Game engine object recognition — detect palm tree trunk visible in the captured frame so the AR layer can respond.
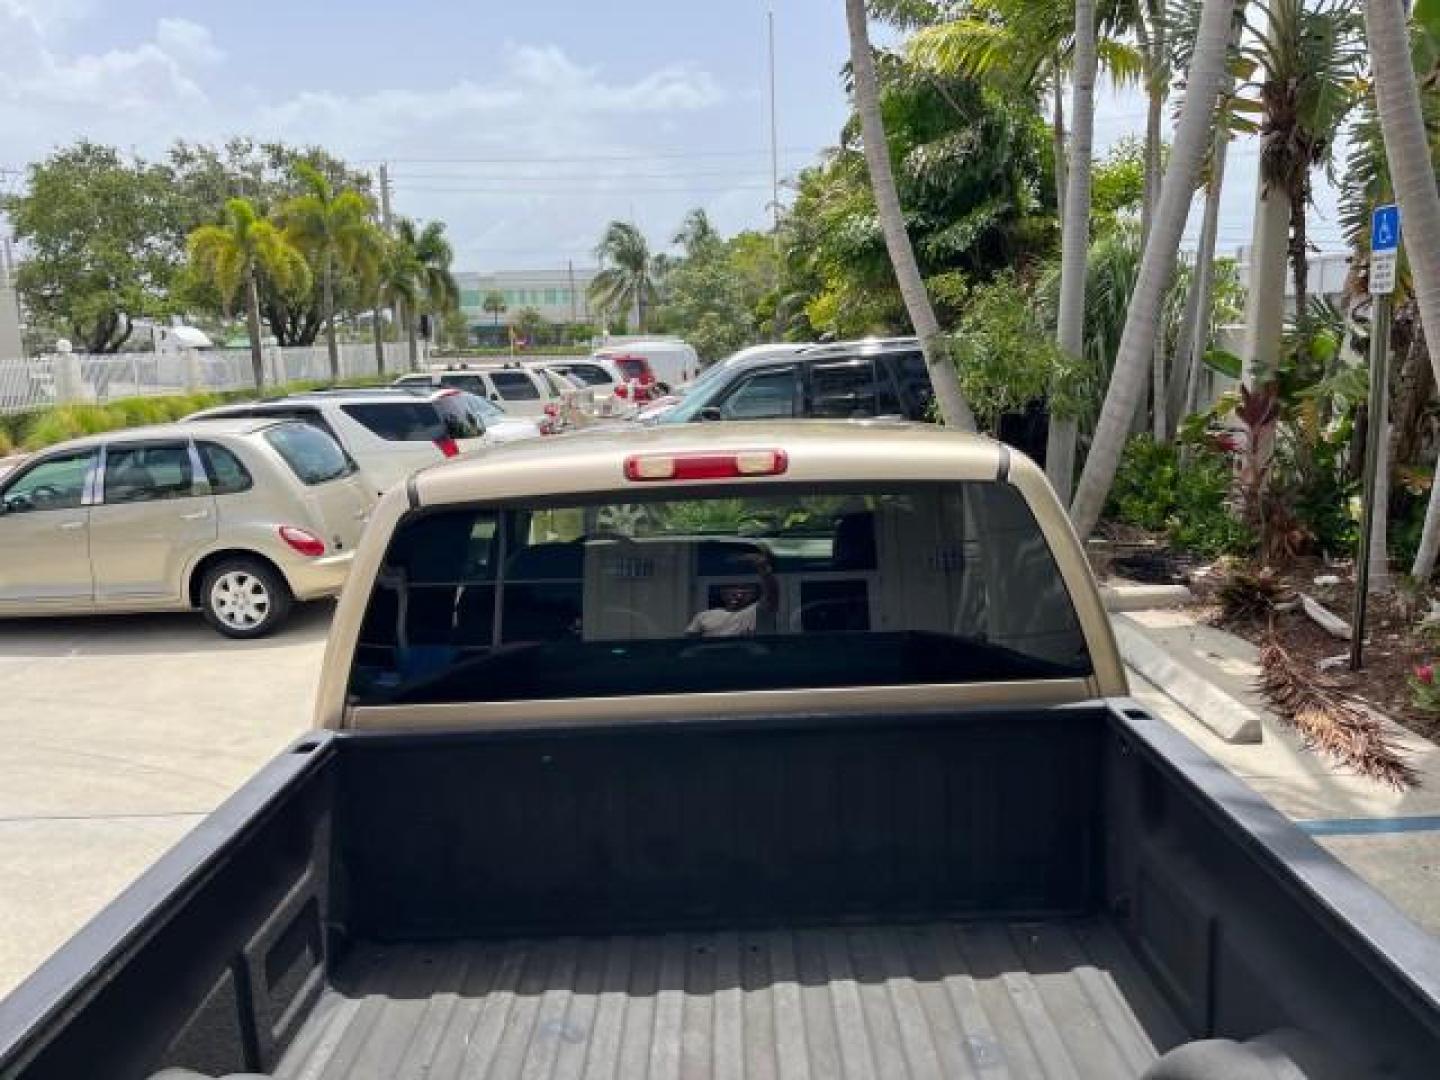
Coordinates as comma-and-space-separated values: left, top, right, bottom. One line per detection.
1044, 0, 1098, 502
245, 269, 266, 393
1289, 175, 1311, 358
374, 293, 387, 376
1071, 0, 1236, 538
1239, 181, 1290, 385
323, 249, 339, 382
845, 0, 976, 430
407, 305, 420, 371
1136, 16, 1164, 249
1052, 68, 1067, 222
1168, 112, 1234, 433
1365, 0, 1440, 581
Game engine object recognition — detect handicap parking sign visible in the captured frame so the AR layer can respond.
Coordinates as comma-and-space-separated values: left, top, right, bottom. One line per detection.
1371, 204, 1401, 294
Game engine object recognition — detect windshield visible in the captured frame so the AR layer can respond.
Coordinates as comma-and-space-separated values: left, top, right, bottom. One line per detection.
613, 356, 650, 380
348, 481, 1090, 707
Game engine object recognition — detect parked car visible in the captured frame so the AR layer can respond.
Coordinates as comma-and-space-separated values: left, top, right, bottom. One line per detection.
9, 425, 1440, 1078
594, 337, 699, 387
656, 337, 932, 425
394, 363, 567, 431
0, 419, 370, 637
544, 355, 651, 417
635, 342, 813, 422
188, 387, 506, 498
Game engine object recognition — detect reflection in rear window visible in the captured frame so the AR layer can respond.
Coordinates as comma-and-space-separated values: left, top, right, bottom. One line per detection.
348, 483, 1090, 706
265, 423, 351, 485
614, 357, 649, 380
341, 402, 446, 441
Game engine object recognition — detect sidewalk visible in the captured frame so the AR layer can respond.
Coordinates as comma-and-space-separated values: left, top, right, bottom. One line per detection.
1119, 604, 1440, 937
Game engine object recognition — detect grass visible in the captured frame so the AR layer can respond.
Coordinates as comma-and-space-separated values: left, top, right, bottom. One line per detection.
2, 375, 394, 453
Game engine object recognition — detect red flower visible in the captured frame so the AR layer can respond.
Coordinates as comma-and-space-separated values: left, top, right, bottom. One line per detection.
1415, 664, 1435, 685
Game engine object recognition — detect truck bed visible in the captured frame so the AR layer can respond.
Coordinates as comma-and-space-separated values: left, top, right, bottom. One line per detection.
277, 918, 1183, 1079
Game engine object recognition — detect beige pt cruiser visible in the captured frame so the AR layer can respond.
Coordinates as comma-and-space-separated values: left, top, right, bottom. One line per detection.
0, 418, 373, 637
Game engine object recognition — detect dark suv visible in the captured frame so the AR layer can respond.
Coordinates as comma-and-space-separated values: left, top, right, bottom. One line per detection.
656, 338, 934, 424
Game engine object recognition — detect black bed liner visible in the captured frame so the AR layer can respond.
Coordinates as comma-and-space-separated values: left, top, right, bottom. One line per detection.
277, 919, 1183, 1080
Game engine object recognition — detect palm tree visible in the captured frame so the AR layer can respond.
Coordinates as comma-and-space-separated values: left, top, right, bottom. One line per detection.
1044, 0, 1098, 502
411, 219, 460, 360
483, 290, 507, 328
1366, 0, 1440, 581
279, 164, 380, 380
589, 221, 661, 334
375, 229, 421, 376
1070, 0, 1237, 537
845, 0, 976, 430
1238, 0, 1364, 384
187, 197, 310, 391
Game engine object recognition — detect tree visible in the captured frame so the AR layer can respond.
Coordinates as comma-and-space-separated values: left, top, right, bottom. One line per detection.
846, 0, 976, 429
186, 198, 311, 390
1366, 0, 1440, 581
1070, 0, 1237, 537
513, 306, 545, 346
375, 230, 420, 376
482, 290, 507, 327
410, 220, 460, 361
278, 164, 380, 379
1044, 0, 1097, 500
168, 140, 374, 347
1238, 0, 1364, 385
5, 143, 181, 352
590, 221, 661, 333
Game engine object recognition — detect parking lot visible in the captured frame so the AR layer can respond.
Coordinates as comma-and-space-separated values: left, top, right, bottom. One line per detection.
0, 605, 329, 996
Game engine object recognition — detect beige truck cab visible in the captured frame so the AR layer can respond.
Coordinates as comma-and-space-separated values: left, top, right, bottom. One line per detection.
316, 422, 1126, 730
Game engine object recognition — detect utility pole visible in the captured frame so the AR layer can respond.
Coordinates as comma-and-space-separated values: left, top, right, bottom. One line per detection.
568, 259, 579, 340
767, 9, 780, 241
379, 163, 393, 233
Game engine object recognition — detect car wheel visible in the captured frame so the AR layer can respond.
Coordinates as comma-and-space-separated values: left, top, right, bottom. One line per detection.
200, 558, 292, 639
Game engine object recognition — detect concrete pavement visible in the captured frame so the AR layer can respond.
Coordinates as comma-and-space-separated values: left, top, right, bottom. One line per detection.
1124, 606, 1440, 936
0, 606, 327, 997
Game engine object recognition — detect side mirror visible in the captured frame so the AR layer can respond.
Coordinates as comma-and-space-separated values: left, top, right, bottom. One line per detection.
699, 406, 723, 422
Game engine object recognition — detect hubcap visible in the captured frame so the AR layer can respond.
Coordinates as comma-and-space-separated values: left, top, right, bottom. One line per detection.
210, 570, 270, 629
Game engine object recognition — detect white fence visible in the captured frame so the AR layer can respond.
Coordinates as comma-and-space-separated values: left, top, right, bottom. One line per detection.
0, 341, 420, 415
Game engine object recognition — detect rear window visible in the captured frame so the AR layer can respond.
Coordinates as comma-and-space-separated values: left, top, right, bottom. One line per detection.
348, 482, 1090, 706
265, 423, 352, 485
614, 356, 650, 380
561, 364, 613, 387
341, 402, 445, 441
197, 441, 253, 495
438, 374, 489, 397
434, 394, 484, 438
488, 371, 541, 401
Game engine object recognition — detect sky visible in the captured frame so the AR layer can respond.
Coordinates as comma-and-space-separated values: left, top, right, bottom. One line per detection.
0, 0, 1347, 275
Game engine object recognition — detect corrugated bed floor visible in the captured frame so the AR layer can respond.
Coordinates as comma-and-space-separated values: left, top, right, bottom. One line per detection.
275, 919, 1186, 1080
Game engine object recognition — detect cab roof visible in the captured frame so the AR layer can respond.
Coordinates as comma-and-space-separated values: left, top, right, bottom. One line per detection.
412, 420, 1014, 507
40, 417, 286, 452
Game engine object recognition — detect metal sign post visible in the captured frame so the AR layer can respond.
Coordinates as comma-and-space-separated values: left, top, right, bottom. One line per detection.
1351, 204, 1400, 671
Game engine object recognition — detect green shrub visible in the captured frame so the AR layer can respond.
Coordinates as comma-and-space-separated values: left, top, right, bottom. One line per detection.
0, 429, 13, 456
110, 397, 173, 427
1107, 435, 1255, 557
23, 403, 117, 449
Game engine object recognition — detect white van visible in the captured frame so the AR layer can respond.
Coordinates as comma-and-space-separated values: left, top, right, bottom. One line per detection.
594, 339, 700, 389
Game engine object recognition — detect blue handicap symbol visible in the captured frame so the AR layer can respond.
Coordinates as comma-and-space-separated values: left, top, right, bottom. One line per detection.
1372, 205, 1400, 251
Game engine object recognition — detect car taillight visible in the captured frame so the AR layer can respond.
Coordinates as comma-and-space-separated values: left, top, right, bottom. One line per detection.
435, 436, 460, 458
614, 382, 630, 399
624, 449, 789, 482
538, 416, 557, 435
543, 403, 559, 416
279, 526, 326, 557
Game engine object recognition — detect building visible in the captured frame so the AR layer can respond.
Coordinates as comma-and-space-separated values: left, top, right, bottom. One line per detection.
455, 268, 601, 341
0, 239, 22, 359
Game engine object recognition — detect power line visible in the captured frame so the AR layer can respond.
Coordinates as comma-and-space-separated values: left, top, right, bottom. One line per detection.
356, 146, 824, 165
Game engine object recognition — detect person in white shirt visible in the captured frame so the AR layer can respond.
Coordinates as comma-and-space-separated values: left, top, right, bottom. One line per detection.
685, 551, 778, 638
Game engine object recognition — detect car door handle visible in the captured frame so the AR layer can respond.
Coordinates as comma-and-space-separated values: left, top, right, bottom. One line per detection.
180, 509, 210, 521
58, 519, 85, 531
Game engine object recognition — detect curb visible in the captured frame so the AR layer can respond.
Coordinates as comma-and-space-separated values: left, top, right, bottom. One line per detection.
1101, 583, 1195, 612
1112, 614, 1263, 744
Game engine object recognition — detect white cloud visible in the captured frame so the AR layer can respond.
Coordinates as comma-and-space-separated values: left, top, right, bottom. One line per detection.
155, 18, 224, 67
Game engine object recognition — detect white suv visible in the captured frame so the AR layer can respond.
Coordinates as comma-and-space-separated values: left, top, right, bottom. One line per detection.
188, 388, 529, 497
395, 364, 569, 431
